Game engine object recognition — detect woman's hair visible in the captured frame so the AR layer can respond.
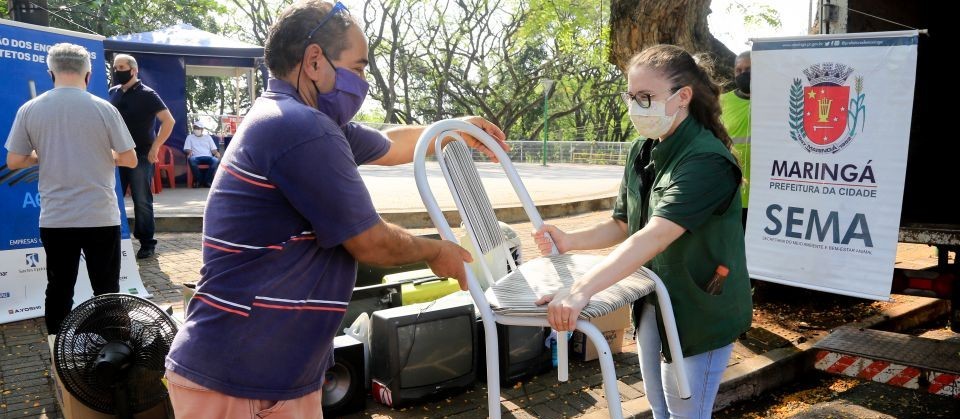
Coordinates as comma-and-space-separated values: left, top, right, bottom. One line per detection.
627, 45, 734, 154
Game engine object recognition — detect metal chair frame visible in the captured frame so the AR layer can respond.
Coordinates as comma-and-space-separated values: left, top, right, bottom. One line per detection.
412, 120, 690, 419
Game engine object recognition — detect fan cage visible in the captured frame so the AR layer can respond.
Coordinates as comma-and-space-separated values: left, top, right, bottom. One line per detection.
54, 294, 178, 414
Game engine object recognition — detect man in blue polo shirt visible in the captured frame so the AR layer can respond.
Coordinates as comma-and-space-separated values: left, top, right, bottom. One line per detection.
164, 1, 508, 416
109, 54, 176, 259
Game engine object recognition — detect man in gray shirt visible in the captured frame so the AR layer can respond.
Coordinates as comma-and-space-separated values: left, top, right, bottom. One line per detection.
4, 43, 138, 335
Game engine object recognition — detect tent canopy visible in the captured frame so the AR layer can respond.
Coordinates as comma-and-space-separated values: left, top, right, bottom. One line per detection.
104, 24, 265, 152
105, 23, 262, 58
105, 24, 263, 78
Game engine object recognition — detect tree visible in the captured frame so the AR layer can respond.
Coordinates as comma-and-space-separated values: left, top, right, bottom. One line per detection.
224, 0, 635, 142
361, 0, 417, 124
230, 0, 291, 45
516, 0, 630, 142
22, 0, 227, 37
609, 0, 735, 80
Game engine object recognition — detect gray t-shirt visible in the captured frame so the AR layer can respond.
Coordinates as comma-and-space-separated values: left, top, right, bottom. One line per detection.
5, 87, 136, 228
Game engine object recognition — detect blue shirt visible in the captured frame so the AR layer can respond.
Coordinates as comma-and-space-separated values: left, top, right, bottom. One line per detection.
165, 78, 390, 400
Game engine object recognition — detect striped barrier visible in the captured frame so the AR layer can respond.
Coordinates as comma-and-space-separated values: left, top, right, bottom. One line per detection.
813, 327, 960, 398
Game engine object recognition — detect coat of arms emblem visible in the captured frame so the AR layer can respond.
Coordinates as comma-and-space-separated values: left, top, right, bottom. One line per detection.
789, 63, 866, 153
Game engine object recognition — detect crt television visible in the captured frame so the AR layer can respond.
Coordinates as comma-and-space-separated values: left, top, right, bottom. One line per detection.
337, 282, 402, 336
478, 322, 552, 385
370, 300, 477, 407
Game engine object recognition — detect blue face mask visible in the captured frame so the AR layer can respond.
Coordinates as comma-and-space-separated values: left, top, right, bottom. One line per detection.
313, 54, 369, 126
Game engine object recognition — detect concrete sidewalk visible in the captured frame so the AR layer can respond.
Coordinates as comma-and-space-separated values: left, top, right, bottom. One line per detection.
0, 210, 948, 418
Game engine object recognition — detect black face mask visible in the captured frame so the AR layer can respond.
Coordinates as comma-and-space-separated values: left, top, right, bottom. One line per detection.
735, 71, 751, 95
113, 69, 133, 85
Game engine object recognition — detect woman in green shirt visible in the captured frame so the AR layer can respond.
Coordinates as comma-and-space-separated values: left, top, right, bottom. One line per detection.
535, 45, 752, 418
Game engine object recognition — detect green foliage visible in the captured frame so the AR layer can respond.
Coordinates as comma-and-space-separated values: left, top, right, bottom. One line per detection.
354, 106, 387, 124
41, 0, 227, 37
12, 0, 635, 141
517, 0, 609, 66
726, 1, 782, 30
360, 0, 631, 142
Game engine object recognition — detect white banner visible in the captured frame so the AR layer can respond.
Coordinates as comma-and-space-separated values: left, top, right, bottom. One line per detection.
746, 31, 918, 301
0, 241, 149, 323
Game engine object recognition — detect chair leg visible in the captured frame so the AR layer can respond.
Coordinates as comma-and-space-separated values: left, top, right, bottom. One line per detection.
575, 321, 624, 419
153, 166, 161, 193
558, 331, 569, 381
480, 317, 502, 419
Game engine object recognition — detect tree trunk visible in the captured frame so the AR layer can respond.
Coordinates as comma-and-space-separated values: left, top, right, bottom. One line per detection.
609, 0, 734, 81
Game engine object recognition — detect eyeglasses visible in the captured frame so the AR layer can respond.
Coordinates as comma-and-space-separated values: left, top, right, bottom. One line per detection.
620, 86, 682, 109
306, 1, 348, 41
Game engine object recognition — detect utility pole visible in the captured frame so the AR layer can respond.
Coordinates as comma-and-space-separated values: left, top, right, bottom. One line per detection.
11, 0, 49, 26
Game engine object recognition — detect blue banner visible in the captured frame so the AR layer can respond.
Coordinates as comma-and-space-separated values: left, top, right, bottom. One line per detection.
1, 20, 131, 252
1, 20, 148, 325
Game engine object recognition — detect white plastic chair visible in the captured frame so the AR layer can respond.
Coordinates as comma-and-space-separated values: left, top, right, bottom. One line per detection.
413, 119, 691, 419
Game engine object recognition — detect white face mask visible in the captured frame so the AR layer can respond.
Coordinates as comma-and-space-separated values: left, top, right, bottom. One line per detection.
628, 89, 682, 139
193, 129, 203, 136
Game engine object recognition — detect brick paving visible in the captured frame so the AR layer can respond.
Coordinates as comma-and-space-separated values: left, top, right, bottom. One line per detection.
0, 210, 943, 418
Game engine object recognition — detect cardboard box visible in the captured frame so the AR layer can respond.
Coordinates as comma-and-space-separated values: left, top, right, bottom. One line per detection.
182, 283, 196, 310
570, 305, 631, 361
49, 335, 113, 419
48, 336, 171, 418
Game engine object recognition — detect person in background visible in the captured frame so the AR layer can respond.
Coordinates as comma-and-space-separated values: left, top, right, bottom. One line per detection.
164, 2, 508, 417
534, 44, 752, 419
5, 43, 138, 335
720, 51, 751, 227
183, 121, 221, 188
109, 53, 176, 259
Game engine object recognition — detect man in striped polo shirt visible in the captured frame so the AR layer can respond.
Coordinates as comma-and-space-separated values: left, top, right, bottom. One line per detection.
164, 1, 507, 417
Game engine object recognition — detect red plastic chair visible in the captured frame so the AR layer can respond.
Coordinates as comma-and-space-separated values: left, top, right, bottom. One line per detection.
185, 160, 212, 188
154, 145, 176, 192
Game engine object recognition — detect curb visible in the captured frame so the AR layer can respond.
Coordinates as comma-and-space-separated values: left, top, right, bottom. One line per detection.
581, 295, 950, 419
137, 196, 617, 233
151, 215, 203, 233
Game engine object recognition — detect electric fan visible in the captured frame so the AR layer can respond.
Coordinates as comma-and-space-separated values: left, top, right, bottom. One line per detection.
53, 294, 178, 419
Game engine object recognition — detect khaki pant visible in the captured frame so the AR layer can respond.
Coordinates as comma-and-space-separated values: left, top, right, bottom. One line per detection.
166, 371, 323, 419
